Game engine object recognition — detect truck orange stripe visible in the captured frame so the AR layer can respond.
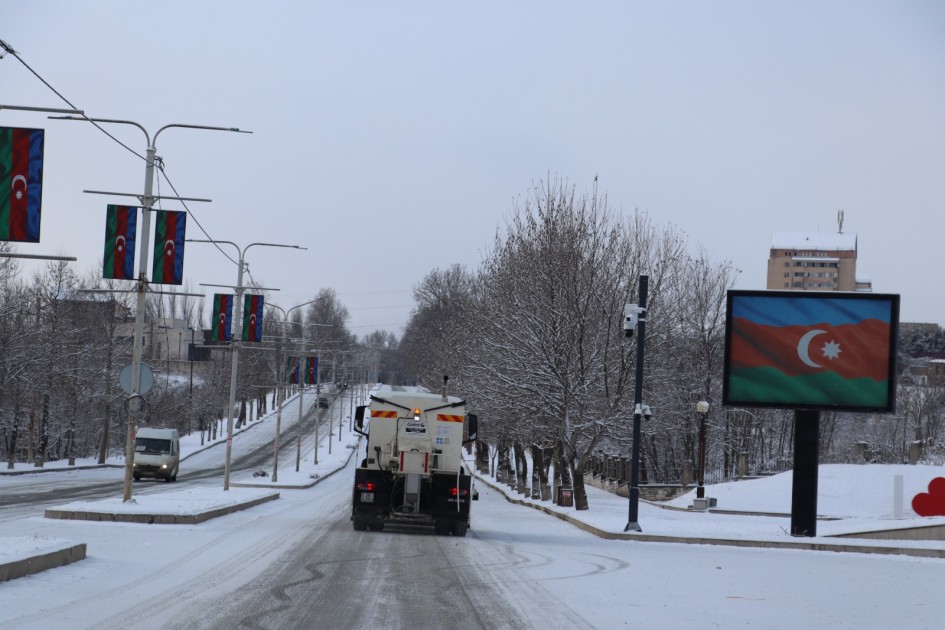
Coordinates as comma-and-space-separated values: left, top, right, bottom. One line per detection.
371, 410, 399, 418
437, 414, 464, 423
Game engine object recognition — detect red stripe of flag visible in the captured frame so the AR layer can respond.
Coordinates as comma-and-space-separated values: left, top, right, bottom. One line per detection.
161, 211, 175, 282
10, 129, 29, 241
730, 318, 890, 382
114, 207, 130, 277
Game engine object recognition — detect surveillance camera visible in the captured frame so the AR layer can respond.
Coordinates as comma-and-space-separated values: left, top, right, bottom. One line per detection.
624, 304, 643, 338
642, 404, 652, 421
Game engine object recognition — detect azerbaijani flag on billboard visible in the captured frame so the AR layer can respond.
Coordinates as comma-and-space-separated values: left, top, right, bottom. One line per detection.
242, 294, 264, 342
723, 291, 899, 412
212, 293, 233, 342
0, 126, 44, 242
151, 210, 186, 285
305, 356, 318, 385
103, 205, 137, 280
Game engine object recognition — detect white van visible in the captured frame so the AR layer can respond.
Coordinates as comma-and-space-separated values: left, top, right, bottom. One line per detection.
133, 427, 180, 482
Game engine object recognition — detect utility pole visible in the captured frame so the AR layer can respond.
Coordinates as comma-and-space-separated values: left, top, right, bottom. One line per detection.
266, 299, 318, 481
625, 275, 648, 532
45, 114, 249, 500
192, 240, 304, 490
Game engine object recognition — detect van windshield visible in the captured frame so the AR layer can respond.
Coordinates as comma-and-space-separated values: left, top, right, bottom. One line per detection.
135, 438, 171, 455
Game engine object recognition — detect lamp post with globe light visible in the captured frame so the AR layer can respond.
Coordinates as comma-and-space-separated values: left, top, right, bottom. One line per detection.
696, 400, 710, 500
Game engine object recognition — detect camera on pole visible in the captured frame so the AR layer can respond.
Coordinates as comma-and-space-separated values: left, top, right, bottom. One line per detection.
624, 303, 645, 338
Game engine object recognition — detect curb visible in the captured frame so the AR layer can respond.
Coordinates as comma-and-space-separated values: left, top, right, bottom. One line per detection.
232, 440, 361, 490
477, 475, 945, 559
0, 543, 87, 583
43, 492, 280, 525
0, 464, 123, 476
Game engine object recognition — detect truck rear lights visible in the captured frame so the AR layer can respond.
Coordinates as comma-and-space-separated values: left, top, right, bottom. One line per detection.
450, 487, 469, 497
357, 482, 376, 492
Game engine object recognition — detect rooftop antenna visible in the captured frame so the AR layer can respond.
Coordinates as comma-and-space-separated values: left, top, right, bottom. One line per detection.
442, 375, 449, 402
837, 209, 845, 233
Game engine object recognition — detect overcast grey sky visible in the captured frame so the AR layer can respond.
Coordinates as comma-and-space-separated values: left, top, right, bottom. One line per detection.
3, 1, 943, 334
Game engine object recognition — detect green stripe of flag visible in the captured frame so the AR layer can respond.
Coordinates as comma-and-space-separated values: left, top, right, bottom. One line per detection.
728, 367, 888, 408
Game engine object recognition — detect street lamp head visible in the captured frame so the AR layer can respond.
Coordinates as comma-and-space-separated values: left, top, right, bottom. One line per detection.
696, 400, 710, 414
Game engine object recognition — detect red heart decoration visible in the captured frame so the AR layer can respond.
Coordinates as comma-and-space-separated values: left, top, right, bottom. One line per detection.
912, 477, 945, 517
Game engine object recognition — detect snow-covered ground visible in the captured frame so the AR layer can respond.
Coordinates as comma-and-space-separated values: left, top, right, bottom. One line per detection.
3, 388, 945, 628
1, 385, 363, 566
484, 466, 945, 547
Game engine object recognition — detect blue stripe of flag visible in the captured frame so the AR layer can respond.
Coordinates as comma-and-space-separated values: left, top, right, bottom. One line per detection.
730, 294, 893, 327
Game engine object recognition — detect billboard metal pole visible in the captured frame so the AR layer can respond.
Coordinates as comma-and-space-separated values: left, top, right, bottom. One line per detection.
791, 409, 820, 536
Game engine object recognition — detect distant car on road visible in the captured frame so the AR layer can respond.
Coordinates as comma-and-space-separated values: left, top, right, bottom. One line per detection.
318, 396, 330, 408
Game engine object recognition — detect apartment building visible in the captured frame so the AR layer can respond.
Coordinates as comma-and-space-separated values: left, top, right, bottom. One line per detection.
766, 231, 872, 292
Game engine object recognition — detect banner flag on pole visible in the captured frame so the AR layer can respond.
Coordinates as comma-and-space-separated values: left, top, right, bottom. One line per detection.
287, 355, 301, 385
102, 204, 137, 280
150, 210, 186, 285
242, 294, 264, 342
212, 293, 233, 342
0, 126, 45, 242
306, 355, 319, 385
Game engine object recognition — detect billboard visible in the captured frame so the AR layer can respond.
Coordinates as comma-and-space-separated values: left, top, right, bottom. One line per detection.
723, 290, 899, 412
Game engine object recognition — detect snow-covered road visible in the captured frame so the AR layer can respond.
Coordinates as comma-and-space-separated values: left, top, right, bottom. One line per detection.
5, 455, 945, 629
4, 387, 945, 629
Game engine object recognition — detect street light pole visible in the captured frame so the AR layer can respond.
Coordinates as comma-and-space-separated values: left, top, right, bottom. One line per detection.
625, 275, 648, 532
266, 300, 318, 481
46, 115, 249, 501
696, 400, 710, 500
189, 240, 304, 490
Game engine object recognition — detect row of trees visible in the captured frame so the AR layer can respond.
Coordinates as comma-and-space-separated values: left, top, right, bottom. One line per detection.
400, 178, 945, 510
0, 245, 398, 469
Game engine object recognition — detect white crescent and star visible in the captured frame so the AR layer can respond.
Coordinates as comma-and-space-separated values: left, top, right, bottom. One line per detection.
11, 174, 27, 200
115, 235, 126, 253
165, 239, 176, 257
797, 330, 825, 368
797, 329, 843, 368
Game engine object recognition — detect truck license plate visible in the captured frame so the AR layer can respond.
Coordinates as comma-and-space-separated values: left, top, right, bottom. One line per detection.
360, 492, 374, 503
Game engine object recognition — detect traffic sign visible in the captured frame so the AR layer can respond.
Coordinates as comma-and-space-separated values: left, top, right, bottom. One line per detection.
119, 363, 154, 395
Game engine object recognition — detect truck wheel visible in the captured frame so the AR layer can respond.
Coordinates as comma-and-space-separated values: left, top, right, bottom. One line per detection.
451, 521, 468, 537
133, 475, 140, 482
368, 523, 385, 532
434, 520, 450, 535
353, 519, 368, 531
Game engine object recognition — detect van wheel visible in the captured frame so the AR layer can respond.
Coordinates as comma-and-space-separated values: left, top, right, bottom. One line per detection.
434, 520, 450, 535
451, 521, 468, 537
133, 475, 141, 482
353, 519, 367, 531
